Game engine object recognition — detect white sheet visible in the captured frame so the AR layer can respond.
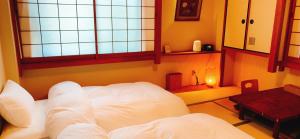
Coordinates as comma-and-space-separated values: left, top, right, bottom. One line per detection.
83, 82, 190, 132
0, 100, 48, 139
109, 113, 254, 139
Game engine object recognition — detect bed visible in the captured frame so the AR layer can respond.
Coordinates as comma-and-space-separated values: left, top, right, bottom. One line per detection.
0, 81, 253, 139
0, 100, 48, 139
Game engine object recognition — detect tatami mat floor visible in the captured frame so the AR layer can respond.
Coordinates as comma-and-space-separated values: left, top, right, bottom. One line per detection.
187, 99, 283, 139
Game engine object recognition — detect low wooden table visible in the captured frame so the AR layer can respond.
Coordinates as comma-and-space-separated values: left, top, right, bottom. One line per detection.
229, 88, 300, 139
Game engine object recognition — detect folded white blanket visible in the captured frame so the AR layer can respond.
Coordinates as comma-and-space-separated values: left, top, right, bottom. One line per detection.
109, 113, 254, 139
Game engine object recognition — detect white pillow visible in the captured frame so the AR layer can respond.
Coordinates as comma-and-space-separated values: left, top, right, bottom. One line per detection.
0, 80, 35, 127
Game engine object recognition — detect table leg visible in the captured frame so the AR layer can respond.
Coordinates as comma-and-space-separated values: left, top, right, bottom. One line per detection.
239, 106, 245, 120
273, 119, 280, 139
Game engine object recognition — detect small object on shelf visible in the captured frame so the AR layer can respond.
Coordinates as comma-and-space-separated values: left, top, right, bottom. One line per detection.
202, 44, 215, 51
166, 73, 182, 91
164, 45, 172, 54
193, 40, 202, 52
192, 70, 199, 85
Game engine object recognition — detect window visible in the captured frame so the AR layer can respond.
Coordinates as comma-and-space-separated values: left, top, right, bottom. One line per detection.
12, 0, 161, 69
281, 0, 300, 70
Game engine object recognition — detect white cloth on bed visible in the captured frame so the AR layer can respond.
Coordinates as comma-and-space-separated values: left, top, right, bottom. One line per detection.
0, 100, 48, 139
109, 113, 254, 139
57, 123, 108, 139
46, 82, 95, 139
83, 82, 190, 132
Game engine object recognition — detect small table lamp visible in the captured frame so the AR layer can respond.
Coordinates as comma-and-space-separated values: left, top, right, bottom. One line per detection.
205, 67, 217, 87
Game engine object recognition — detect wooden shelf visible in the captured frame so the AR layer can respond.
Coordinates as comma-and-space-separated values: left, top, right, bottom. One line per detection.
162, 51, 221, 56
168, 84, 214, 93
223, 47, 269, 58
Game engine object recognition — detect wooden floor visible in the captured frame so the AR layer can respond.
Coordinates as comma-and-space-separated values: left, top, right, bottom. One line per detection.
188, 100, 284, 139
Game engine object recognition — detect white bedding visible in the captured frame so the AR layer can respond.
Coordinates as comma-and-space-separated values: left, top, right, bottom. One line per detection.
83, 82, 190, 132
109, 113, 254, 139
46, 82, 95, 139
0, 82, 253, 139
0, 100, 48, 139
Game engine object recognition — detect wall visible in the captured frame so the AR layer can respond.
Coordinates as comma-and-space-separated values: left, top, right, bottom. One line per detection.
16, 0, 224, 99
22, 54, 220, 99
0, 40, 6, 90
162, 0, 222, 51
0, 0, 20, 83
230, 53, 300, 90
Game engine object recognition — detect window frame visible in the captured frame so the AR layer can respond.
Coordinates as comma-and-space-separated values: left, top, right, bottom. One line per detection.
10, 0, 162, 71
281, 0, 300, 70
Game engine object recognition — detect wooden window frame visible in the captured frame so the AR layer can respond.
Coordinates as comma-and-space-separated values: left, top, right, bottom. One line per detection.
280, 0, 300, 70
9, 0, 162, 73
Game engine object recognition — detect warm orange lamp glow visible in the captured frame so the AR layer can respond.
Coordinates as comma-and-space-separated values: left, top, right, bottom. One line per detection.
205, 77, 217, 87
205, 67, 217, 87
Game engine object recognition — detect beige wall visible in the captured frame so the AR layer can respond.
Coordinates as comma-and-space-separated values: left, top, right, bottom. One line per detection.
162, 0, 223, 51
0, 0, 20, 83
0, 40, 6, 91
22, 54, 220, 99
230, 53, 300, 90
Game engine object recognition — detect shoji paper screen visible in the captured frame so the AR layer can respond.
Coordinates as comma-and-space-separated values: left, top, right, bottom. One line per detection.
289, 0, 300, 58
18, 0, 96, 57
17, 0, 155, 57
96, 0, 155, 54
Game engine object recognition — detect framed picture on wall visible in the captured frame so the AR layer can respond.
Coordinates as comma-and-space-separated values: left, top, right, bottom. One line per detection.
175, 0, 203, 21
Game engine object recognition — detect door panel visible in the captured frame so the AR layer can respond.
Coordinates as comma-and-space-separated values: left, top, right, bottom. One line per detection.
291, 33, 300, 45
224, 0, 249, 49
246, 0, 277, 53
288, 45, 300, 58
295, 7, 300, 19
297, 0, 300, 6
293, 20, 300, 32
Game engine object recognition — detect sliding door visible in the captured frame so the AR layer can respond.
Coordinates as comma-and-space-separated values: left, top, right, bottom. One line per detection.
224, 0, 249, 49
245, 0, 277, 53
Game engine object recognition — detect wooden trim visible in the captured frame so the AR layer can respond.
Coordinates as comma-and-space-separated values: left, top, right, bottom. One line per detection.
268, 0, 287, 72
243, 0, 252, 50
93, 0, 99, 59
162, 51, 221, 56
9, 0, 23, 76
21, 52, 155, 69
220, 0, 229, 87
22, 52, 154, 63
223, 47, 269, 57
154, 0, 162, 64
280, 0, 297, 71
286, 57, 300, 69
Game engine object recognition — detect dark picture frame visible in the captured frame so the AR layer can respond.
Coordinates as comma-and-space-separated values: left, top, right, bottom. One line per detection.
175, 0, 203, 21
